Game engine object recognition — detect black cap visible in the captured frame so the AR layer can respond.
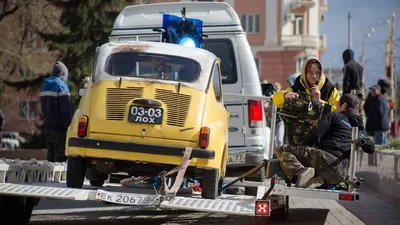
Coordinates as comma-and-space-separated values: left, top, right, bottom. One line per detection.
340, 94, 360, 115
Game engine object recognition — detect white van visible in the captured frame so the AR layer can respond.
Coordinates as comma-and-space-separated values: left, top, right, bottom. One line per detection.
108, 2, 270, 183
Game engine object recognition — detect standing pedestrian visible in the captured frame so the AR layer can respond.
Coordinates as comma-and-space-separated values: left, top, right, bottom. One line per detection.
40, 61, 72, 162
364, 84, 390, 145
342, 49, 363, 95
342, 49, 364, 118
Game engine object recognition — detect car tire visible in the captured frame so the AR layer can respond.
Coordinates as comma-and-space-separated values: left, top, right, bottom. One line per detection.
66, 157, 87, 188
86, 167, 108, 187
90, 179, 105, 187
0, 196, 38, 225
201, 169, 219, 199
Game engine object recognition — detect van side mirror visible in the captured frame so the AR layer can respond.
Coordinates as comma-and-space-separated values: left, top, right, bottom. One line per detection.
79, 88, 86, 96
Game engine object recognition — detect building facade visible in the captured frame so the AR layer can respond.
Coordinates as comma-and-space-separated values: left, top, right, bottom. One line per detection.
1, 0, 328, 136
223, 0, 328, 88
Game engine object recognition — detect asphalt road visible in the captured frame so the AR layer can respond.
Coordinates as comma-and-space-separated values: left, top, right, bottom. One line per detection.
31, 199, 328, 225
29, 184, 400, 225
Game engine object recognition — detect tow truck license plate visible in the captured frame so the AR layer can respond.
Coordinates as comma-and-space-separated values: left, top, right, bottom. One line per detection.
96, 190, 160, 206
227, 153, 246, 164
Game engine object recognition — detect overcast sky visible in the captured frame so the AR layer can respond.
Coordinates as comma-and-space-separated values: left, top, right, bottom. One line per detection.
320, 0, 400, 88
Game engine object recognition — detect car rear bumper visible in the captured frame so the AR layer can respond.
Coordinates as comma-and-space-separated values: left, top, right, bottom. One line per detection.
226, 146, 267, 167
68, 137, 215, 159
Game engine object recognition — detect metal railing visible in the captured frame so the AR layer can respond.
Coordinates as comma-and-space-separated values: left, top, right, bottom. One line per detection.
281, 35, 320, 48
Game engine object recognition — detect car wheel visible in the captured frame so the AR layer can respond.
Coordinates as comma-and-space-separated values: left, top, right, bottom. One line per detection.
66, 157, 87, 188
201, 169, 219, 199
90, 179, 105, 187
0, 196, 38, 225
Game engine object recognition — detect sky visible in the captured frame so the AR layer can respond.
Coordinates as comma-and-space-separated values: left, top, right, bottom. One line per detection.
320, 0, 400, 88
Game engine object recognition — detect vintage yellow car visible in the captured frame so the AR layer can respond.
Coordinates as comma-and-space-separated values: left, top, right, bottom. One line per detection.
65, 41, 229, 199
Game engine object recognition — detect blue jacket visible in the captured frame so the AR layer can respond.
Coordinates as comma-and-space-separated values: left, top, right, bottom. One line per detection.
40, 77, 72, 131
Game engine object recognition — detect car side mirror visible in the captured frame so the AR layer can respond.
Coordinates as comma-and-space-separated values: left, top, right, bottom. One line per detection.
79, 88, 86, 96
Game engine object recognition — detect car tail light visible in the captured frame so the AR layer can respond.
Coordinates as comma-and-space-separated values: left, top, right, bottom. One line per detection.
255, 200, 270, 216
199, 127, 210, 149
248, 100, 263, 128
78, 116, 88, 138
339, 193, 356, 201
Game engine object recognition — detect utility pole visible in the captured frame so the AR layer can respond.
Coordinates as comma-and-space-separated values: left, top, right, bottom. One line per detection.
361, 37, 365, 95
386, 13, 395, 121
348, 12, 352, 49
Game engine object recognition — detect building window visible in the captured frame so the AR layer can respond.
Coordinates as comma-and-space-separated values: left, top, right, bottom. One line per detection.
293, 14, 304, 35
255, 58, 261, 74
240, 14, 260, 34
19, 101, 37, 120
296, 56, 306, 73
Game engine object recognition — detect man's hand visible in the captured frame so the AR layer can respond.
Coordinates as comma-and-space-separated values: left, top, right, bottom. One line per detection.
284, 92, 299, 99
310, 86, 322, 102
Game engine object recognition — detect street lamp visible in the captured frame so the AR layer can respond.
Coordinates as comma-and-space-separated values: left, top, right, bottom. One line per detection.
361, 27, 375, 91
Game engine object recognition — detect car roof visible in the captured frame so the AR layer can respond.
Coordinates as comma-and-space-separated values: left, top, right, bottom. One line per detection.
113, 2, 240, 30
104, 41, 218, 64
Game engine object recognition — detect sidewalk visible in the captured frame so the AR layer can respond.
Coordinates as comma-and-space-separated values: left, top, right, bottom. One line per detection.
339, 185, 400, 225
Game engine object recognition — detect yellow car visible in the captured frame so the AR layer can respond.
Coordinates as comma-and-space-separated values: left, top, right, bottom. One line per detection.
65, 41, 229, 199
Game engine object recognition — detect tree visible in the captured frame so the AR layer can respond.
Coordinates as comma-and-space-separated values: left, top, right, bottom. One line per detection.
39, 0, 136, 108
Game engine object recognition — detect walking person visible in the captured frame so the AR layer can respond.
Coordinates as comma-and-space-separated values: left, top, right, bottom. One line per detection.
40, 61, 72, 162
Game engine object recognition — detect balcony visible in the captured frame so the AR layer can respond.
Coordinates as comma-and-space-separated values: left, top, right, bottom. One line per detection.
281, 35, 320, 49
320, 34, 327, 54
319, 0, 328, 14
289, 0, 316, 10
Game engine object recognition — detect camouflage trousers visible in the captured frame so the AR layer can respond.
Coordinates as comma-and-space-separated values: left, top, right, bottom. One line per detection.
45, 129, 67, 163
277, 145, 349, 185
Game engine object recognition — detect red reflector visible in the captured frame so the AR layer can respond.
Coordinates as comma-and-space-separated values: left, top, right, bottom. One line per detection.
199, 127, 210, 149
339, 194, 354, 201
78, 116, 88, 138
255, 200, 270, 216
248, 100, 263, 128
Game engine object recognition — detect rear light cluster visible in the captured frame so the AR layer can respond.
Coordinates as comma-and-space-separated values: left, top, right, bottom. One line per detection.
255, 200, 271, 216
339, 193, 357, 201
248, 100, 263, 128
199, 127, 210, 149
77, 116, 88, 138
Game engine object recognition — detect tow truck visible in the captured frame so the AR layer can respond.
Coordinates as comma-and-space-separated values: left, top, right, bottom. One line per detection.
0, 95, 362, 225
0, 3, 362, 224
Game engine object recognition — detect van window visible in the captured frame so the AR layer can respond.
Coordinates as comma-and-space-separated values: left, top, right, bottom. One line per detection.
105, 52, 200, 83
202, 39, 237, 84
213, 63, 222, 102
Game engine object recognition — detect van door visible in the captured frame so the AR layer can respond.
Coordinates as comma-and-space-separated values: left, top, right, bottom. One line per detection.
202, 37, 245, 148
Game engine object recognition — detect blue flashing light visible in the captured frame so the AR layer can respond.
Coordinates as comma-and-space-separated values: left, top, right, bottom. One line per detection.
178, 37, 196, 48
162, 12, 203, 48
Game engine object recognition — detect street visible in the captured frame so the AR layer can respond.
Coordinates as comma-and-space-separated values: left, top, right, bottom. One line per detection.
29, 185, 400, 225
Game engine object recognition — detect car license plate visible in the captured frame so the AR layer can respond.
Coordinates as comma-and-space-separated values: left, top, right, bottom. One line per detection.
128, 105, 163, 124
227, 153, 246, 165
96, 190, 160, 206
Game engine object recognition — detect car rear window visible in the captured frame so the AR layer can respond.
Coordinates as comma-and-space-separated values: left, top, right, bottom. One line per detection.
105, 52, 200, 83
202, 39, 237, 84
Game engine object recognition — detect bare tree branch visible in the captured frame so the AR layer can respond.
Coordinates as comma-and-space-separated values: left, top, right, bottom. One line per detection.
0, 0, 19, 21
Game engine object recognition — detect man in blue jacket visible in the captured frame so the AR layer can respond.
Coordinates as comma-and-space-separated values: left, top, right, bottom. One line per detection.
40, 61, 72, 162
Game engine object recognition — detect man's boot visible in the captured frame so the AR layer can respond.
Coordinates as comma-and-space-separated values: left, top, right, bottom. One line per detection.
302, 176, 324, 189
294, 167, 315, 187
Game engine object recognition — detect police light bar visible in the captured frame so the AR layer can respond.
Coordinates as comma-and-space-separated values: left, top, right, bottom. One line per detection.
161, 7, 203, 48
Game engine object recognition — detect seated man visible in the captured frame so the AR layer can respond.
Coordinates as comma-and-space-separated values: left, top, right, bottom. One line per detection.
277, 94, 375, 188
